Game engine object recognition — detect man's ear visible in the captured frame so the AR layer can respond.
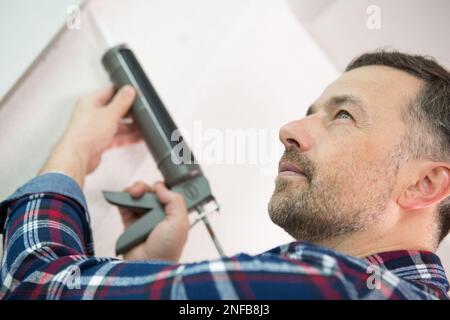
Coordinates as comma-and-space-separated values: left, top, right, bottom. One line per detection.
399, 162, 450, 210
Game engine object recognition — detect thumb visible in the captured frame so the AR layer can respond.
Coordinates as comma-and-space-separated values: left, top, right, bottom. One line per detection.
108, 85, 136, 120
153, 182, 188, 219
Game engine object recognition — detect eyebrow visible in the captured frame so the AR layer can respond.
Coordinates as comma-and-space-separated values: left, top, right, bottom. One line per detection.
306, 95, 367, 118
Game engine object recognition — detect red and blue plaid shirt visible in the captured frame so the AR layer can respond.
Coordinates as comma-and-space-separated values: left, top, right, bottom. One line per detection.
0, 173, 448, 299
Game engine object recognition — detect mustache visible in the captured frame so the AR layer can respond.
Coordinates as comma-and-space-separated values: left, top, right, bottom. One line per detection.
279, 148, 315, 180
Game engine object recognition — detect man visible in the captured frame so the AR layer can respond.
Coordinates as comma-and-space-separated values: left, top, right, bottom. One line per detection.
0, 50, 449, 299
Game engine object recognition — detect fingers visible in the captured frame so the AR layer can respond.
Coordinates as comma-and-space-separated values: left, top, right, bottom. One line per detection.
110, 132, 143, 148
119, 209, 140, 228
118, 181, 152, 228
82, 86, 115, 106
116, 122, 139, 135
125, 181, 153, 198
114, 123, 143, 144
107, 85, 136, 120
95, 86, 116, 105
124, 181, 185, 207
109, 123, 143, 148
153, 182, 187, 217
118, 181, 188, 237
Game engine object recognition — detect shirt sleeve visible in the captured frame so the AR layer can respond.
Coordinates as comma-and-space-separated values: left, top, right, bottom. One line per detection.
0, 173, 352, 300
0, 173, 90, 234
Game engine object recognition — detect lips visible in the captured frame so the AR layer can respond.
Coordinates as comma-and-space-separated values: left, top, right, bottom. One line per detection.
278, 161, 306, 177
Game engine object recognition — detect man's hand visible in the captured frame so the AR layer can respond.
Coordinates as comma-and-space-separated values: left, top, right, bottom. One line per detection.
118, 181, 190, 262
39, 85, 141, 186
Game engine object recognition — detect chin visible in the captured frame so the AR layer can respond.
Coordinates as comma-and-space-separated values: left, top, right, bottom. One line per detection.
275, 176, 306, 193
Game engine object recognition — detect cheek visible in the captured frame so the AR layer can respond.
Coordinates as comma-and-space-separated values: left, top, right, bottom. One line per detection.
314, 125, 396, 180
315, 136, 360, 171
316, 140, 384, 186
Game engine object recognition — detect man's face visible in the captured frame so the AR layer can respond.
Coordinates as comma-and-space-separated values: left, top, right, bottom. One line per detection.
268, 65, 423, 243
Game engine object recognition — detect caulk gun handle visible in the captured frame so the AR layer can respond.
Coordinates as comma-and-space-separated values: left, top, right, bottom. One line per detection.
103, 191, 165, 255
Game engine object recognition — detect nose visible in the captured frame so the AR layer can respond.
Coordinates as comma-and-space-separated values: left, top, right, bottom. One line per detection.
279, 119, 312, 153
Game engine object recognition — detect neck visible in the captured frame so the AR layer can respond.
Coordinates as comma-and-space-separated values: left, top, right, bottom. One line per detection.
313, 207, 437, 258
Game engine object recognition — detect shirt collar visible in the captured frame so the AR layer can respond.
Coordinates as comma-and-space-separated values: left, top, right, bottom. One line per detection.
364, 249, 449, 294
273, 241, 449, 296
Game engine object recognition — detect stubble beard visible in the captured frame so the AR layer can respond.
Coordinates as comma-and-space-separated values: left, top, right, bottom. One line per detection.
268, 148, 402, 244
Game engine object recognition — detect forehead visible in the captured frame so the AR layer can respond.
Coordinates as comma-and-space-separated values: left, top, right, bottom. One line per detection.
317, 65, 423, 119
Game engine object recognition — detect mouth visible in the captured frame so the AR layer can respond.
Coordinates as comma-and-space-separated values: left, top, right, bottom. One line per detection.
278, 161, 307, 178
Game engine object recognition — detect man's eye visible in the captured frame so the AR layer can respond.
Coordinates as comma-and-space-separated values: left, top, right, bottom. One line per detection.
334, 110, 353, 120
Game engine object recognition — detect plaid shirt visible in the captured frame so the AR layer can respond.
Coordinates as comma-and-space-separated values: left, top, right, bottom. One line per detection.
0, 173, 448, 300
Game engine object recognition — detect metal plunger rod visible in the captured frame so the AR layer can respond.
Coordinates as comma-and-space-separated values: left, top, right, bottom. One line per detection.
196, 205, 226, 257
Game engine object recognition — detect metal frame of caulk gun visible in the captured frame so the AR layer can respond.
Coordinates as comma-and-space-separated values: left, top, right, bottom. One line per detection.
101, 44, 225, 257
